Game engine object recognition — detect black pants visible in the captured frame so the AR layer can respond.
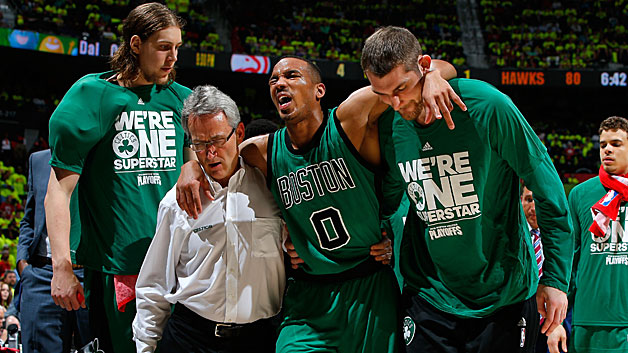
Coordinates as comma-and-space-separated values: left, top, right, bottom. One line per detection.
403, 294, 539, 353
160, 303, 278, 353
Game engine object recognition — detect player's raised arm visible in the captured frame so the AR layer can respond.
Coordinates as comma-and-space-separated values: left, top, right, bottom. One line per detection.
338, 59, 461, 128
423, 59, 466, 127
336, 59, 464, 165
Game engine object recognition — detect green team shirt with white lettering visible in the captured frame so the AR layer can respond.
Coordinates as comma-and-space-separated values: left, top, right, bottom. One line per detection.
268, 108, 382, 275
49, 71, 191, 274
379, 78, 572, 318
568, 177, 628, 326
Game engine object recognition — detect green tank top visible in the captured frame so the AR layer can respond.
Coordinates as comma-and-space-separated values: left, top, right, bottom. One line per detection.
268, 108, 382, 275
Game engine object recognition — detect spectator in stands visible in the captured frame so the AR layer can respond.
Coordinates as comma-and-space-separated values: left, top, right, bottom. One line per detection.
2, 271, 16, 289
0, 306, 7, 343
0, 250, 11, 275
1, 133, 10, 165
482, 0, 628, 68
0, 197, 16, 220
0, 283, 11, 309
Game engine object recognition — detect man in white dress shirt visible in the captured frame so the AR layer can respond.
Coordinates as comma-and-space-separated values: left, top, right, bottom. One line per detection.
132, 85, 284, 353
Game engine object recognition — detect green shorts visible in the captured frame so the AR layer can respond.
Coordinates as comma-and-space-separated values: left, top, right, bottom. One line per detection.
571, 325, 628, 353
276, 266, 401, 353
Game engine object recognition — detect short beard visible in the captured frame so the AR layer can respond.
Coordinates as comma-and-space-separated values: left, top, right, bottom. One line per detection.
141, 69, 174, 85
401, 100, 425, 122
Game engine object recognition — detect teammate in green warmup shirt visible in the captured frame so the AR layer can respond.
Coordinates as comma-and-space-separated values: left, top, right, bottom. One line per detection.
45, 4, 192, 352
176, 56, 462, 352
360, 26, 572, 353
557, 116, 628, 353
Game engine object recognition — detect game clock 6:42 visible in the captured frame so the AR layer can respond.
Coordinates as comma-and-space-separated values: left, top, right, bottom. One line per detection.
601, 72, 627, 87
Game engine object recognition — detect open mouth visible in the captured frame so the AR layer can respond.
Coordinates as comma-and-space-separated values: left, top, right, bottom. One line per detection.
277, 92, 292, 110
208, 161, 221, 168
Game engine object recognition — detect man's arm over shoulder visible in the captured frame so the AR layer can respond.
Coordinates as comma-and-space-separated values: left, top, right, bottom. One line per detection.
134, 194, 183, 353
240, 134, 270, 177
336, 59, 462, 164
337, 59, 459, 127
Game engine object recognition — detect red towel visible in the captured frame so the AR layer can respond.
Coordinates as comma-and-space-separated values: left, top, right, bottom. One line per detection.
589, 166, 628, 238
114, 274, 138, 312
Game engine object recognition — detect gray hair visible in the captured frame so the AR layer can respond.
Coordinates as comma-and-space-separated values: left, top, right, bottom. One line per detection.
361, 26, 423, 77
181, 85, 240, 136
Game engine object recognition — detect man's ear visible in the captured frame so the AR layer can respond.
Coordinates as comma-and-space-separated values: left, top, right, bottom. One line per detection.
130, 35, 142, 55
418, 55, 432, 74
315, 83, 326, 101
235, 122, 246, 144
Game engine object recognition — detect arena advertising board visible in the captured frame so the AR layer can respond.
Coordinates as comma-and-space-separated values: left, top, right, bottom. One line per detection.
1, 30, 625, 87
77, 37, 119, 57
0, 28, 78, 55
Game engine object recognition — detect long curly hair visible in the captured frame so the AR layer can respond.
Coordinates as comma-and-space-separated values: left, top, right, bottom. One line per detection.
0, 283, 11, 309
110, 2, 185, 84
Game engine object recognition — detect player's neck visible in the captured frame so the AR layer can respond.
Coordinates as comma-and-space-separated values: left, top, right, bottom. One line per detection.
286, 109, 324, 150
115, 72, 153, 88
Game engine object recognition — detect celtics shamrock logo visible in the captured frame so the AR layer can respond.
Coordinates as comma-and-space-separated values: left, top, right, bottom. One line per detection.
407, 182, 425, 211
403, 316, 415, 346
112, 131, 139, 158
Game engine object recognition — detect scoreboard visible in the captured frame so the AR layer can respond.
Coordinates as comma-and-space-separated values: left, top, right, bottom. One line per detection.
467, 69, 628, 88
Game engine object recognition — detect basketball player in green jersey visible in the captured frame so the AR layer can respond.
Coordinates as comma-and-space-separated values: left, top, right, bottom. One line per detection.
176, 56, 462, 352
561, 116, 628, 353
358, 27, 571, 352
46, 4, 192, 352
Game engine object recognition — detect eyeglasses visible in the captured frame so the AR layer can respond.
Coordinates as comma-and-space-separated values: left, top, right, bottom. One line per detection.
190, 127, 236, 152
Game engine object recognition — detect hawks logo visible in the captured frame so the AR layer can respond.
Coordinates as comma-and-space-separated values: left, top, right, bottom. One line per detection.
403, 316, 415, 345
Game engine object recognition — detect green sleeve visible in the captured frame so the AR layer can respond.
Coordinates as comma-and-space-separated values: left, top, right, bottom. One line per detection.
567, 187, 581, 305
49, 76, 109, 174
486, 85, 573, 293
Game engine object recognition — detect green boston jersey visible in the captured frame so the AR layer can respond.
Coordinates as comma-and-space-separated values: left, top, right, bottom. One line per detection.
268, 108, 382, 275
568, 176, 628, 326
379, 78, 572, 318
49, 71, 191, 274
